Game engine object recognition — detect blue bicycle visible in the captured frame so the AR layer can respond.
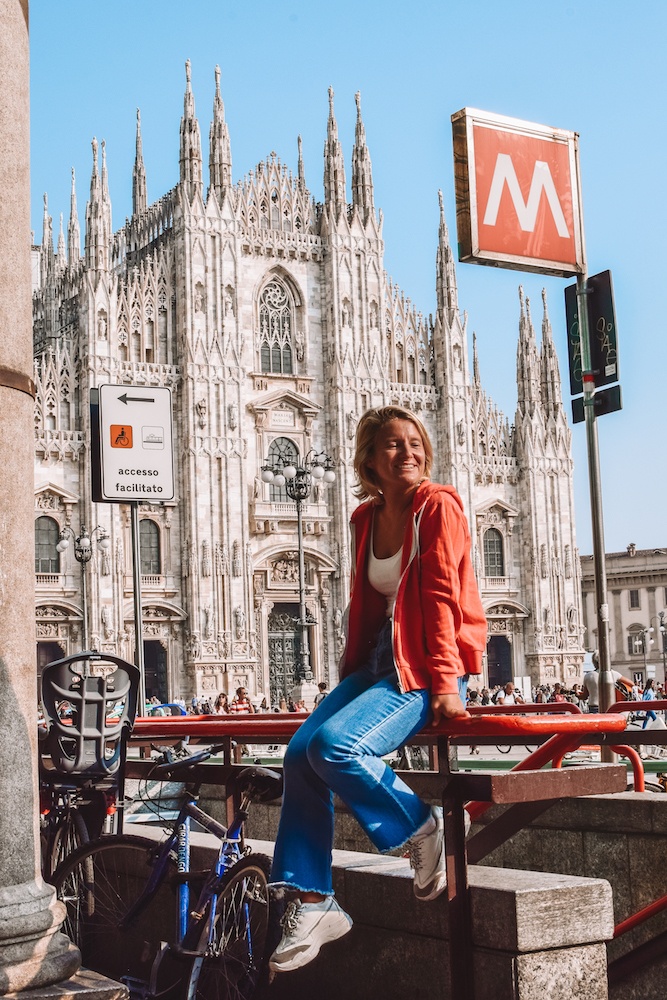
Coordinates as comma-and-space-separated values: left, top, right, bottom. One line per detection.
52, 745, 282, 999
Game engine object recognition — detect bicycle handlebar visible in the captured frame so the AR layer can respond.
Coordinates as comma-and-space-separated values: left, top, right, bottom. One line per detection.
150, 743, 228, 778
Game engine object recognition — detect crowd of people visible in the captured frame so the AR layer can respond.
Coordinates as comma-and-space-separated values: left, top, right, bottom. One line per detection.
463, 677, 666, 718
148, 682, 330, 718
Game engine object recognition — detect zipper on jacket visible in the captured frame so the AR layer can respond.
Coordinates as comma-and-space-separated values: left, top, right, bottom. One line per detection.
390, 504, 425, 695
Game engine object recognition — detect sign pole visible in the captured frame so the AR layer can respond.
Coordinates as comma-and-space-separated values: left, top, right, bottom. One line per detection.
130, 500, 146, 713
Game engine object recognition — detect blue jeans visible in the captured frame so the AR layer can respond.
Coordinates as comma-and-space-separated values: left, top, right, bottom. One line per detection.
269, 621, 432, 895
642, 710, 657, 728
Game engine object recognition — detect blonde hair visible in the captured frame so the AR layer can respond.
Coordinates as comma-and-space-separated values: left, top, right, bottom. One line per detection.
353, 406, 433, 500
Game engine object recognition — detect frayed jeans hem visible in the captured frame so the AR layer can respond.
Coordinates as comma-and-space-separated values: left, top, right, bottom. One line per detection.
268, 880, 336, 899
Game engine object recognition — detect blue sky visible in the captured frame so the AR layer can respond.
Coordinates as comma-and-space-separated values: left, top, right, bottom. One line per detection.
29, 0, 667, 555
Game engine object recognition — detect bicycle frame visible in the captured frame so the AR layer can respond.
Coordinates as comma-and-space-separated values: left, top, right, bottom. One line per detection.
119, 790, 247, 955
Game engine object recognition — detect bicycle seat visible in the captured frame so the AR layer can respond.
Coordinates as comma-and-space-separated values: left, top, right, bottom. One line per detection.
235, 765, 283, 802
39, 651, 140, 780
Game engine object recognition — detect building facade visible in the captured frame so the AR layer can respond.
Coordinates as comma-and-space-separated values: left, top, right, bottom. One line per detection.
581, 544, 667, 687
32, 64, 585, 706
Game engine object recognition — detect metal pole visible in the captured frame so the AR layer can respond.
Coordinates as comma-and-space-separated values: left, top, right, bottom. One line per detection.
577, 273, 614, 725
296, 494, 312, 680
80, 554, 89, 650
130, 501, 146, 712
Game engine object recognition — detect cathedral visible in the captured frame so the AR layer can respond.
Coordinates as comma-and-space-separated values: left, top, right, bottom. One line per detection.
32, 62, 585, 707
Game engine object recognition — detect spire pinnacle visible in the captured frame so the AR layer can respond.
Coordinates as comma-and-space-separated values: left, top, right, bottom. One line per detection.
209, 63, 231, 203
540, 288, 563, 416
180, 59, 203, 200
352, 90, 374, 225
297, 134, 305, 189
68, 167, 80, 262
516, 285, 539, 413
133, 108, 147, 215
435, 190, 458, 318
323, 86, 346, 218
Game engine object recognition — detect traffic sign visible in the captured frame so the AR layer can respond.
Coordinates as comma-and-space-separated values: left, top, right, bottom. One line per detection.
565, 270, 619, 395
91, 384, 174, 503
451, 107, 585, 276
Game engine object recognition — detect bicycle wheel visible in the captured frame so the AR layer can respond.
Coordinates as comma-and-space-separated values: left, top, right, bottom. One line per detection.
185, 853, 272, 1000
52, 835, 178, 988
495, 744, 512, 754
47, 808, 90, 878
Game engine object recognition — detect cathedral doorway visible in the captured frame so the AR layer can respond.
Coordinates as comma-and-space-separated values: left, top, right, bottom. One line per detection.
487, 635, 513, 688
267, 605, 300, 707
36, 641, 64, 687
144, 640, 168, 704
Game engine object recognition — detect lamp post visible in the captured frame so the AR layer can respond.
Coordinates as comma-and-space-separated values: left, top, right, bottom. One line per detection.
262, 449, 335, 686
56, 524, 110, 651
634, 626, 655, 678
650, 611, 667, 679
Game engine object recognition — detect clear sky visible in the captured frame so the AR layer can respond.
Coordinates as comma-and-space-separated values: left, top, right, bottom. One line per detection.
28, 0, 667, 556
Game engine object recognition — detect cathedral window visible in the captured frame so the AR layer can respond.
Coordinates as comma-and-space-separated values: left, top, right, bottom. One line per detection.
483, 528, 504, 577
35, 516, 61, 574
139, 519, 161, 575
267, 437, 299, 503
259, 279, 294, 375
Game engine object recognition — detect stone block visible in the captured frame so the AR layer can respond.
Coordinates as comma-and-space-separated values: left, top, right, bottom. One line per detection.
474, 943, 608, 1000
3, 968, 128, 999
469, 866, 613, 951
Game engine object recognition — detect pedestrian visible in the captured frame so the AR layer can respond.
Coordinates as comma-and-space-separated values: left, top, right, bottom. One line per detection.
267, 405, 487, 974
229, 687, 255, 714
496, 682, 523, 706
213, 692, 229, 714
313, 682, 328, 708
581, 651, 624, 713
641, 678, 658, 729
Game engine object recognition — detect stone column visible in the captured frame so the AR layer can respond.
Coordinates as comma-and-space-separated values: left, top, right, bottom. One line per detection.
0, 1, 79, 991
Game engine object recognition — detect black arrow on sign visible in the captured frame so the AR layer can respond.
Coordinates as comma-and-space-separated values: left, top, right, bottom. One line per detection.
118, 393, 155, 405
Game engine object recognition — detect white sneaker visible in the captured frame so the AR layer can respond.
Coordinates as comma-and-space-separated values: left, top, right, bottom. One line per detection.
408, 807, 447, 901
269, 896, 353, 973
407, 806, 472, 901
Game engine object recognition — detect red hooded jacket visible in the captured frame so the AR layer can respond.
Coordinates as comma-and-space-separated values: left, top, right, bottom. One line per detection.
340, 480, 487, 696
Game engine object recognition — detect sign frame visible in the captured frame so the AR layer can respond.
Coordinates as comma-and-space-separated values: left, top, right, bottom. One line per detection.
91, 384, 175, 503
452, 107, 586, 277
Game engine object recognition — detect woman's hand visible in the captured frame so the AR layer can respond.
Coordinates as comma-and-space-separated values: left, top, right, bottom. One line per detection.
430, 693, 470, 725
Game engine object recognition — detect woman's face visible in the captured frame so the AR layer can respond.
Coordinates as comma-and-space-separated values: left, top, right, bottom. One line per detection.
367, 418, 426, 494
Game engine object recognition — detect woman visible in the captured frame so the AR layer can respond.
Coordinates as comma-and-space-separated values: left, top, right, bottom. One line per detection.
213, 692, 228, 714
642, 677, 658, 729
268, 406, 487, 974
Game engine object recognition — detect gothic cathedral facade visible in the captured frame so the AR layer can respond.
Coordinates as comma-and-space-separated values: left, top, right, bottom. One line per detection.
32, 64, 585, 705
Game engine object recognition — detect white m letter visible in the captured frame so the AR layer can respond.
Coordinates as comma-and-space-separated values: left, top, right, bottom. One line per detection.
483, 153, 569, 237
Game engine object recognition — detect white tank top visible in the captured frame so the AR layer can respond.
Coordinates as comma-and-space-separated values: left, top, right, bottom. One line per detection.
368, 534, 402, 617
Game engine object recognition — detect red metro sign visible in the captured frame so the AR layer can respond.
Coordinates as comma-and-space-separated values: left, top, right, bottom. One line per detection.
451, 108, 585, 277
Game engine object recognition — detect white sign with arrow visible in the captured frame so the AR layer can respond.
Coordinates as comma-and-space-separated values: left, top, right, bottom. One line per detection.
95, 383, 175, 502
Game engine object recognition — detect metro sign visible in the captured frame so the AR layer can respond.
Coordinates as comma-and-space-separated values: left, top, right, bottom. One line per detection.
451, 108, 585, 277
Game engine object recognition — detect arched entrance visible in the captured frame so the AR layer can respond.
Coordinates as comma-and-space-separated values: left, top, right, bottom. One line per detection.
487, 635, 513, 688
144, 640, 168, 703
267, 605, 300, 707
36, 641, 65, 687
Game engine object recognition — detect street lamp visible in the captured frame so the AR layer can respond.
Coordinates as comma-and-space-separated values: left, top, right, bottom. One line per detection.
633, 626, 655, 677
650, 611, 667, 677
261, 448, 336, 683
57, 524, 110, 651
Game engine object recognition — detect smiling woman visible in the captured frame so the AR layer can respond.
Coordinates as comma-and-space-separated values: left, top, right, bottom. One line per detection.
266, 405, 487, 976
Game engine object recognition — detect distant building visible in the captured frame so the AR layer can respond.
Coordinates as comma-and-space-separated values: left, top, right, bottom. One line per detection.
580, 544, 667, 685
32, 64, 585, 704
